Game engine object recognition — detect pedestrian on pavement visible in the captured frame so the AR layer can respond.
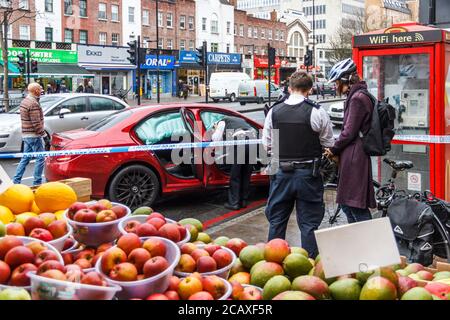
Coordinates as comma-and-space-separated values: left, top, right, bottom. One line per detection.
76, 82, 84, 93
211, 116, 258, 210
182, 82, 189, 100
13, 83, 46, 186
46, 84, 53, 95
178, 80, 184, 98
59, 82, 69, 93
324, 58, 376, 223
262, 71, 334, 258
84, 81, 94, 94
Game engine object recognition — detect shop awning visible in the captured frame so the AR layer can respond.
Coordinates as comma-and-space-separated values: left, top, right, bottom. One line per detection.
31, 63, 94, 77
0, 61, 20, 74
79, 63, 136, 71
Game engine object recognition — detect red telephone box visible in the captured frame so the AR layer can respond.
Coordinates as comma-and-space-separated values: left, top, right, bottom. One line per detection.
352, 22, 450, 199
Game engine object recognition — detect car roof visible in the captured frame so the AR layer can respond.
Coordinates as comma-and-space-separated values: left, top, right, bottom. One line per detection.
127, 103, 240, 114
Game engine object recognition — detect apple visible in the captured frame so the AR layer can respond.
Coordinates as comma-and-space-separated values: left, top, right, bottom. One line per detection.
178, 276, 203, 300
124, 220, 141, 233
146, 293, 169, 300
74, 258, 92, 269
202, 275, 227, 299
226, 238, 247, 256
188, 291, 215, 300
204, 244, 221, 256
47, 220, 68, 239
96, 210, 117, 223
109, 262, 138, 281
34, 249, 60, 266
10, 263, 38, 286
88, 203, 108, 213
62, 252, 73, 265
38, 213, 57, 227
143, 256, 169, 278
239, 286, 263, 300
68, 202, 88, 219
158, 224, 181, 242
81, 271, 107, 286
212, 249, 233, 269
128, 248, 151, 273
29, 228, 54, 242
37, 260, 65, 275
146, 212, 166, 221
23, 217, 46, 235
190, 272, 203, 281
73, 209, 97, 223
168, 276, 181, 291
96, 243, 113, 253
6, 223, 25, 236
4, 246, 35, 269
97, 199, 113, 210
0, 287, 31, 300
180, 243, 197, 255
62, 237, 76, 251
26, 241, 47, 255
40, 269, 67, 281
177, 225, 187, 240
176, 254, 197, 273
230, 281, 244, 300
197, 256, 217, 273
191, 248, 210, 262
111, 205, 128, 219
136, 223, 158, 237
100, 247, 127, 274
91, 252, 104, 267
164, 290, 180, 300
142, 238, 167, 257
0, 260, 11, 284
147, 218, 166, 230
75, 248, 95, 262
117, 233, 141, 255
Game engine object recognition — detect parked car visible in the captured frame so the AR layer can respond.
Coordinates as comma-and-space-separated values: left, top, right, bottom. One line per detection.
237, 80, 282, 105
312, 82, 337, 98
0, 93, 128, 153
209, 72, 250, 103
327, 101, 344, 125
45, 104, 269, 209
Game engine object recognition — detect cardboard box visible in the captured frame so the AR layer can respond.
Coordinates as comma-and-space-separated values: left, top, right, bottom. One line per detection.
32, 178, 92, 202
400, 256, 450, 287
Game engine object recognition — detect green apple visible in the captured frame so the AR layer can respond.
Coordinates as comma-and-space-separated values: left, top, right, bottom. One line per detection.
0, 288, 31, 300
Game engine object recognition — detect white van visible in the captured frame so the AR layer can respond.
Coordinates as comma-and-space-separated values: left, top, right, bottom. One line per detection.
209, 72, 251, 102
237, 80, 282, 105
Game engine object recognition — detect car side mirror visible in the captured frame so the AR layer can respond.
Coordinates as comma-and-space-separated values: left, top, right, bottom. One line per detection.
59, 108, 71, 118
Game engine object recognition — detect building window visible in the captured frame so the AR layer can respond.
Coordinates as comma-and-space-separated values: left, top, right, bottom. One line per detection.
99, 32, 107, 45
288, 31, 304, 58
226, 43, 230, 53
275, 30, 279, 40
19, 0, 29, 10
158, 38, 163, 49
158, 11, 163, 27
234, 24, 237, 36
268, 29, 272, 40
45, 0, 53, 12
111, 33, 119, 46
189, 40, 194, 51
180, 39, 186, 50
253, 27, 258, 38
180, 15, 186, 29
239, 24, 244, 36
261, 29, 265, 39
167, 39, 173, 49
166, 13, 173, 28
45, 27, 53, 42
128, 7, 135, 23
211, 43, 218, 52
280, 31, 284, 41
202, 17, 207, 32
79, 0, 87, 17
79, 30, 88, 44
64, 29, 73, 43
188, 16, 194, 30
98, 3, 106, 19
143, 37, 149, 48
142, 10, 149, 25
211, 15, 218, 34
64, 0, 72, 15
227, 21, 231, 34
247, 26, 252, 38
19, 25, 30, 40
111, 5, 119, 21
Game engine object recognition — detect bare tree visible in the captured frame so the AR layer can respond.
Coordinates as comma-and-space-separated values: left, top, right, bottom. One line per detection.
0, 0, 38, 111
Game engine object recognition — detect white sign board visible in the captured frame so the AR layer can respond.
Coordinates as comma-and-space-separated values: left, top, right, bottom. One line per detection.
315, 218, 401, 278
407, 172, 422, 191
0, 164, 13, 195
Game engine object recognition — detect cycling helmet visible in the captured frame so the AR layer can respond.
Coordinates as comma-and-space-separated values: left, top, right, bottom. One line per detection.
327, 58, 357, 83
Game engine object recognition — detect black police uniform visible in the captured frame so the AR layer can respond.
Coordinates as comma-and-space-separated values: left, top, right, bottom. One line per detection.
265, 99, 325, 258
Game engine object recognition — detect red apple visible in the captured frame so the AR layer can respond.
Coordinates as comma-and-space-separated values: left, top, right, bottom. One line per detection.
177, 225, 187, 240
62, 238, 76, 251
204, 244, 221, 256
146, 212, 166, 221
178, 276, 203, 299
143, 256, 169, 278
158, 224, 181, 242
37, 260, 65, 275
40, 269, 67, 281
68, 202, 88, 219
231, 281, 244, 300
23, 217, 46, 235
4, 246, 35, 269
240, 286, 263, 300
29, 228, 53, 242
176, 254, 197, 273
73, 209, 97, 223
109, 262, 138, 281
136, 223, 158, 237
124, 220, 141, 233
197, 256, 217, 273
97, 199, 113, 210
0, 260, 11, 284
164, 290, 180, 300
96, 243, 113, 253
180, 243, 197, 255
26, 241, 47, 255
62, 252, 74, 265
10, 263, 37, 286
142, 238, 167, 257
111, 205, 128, 219
168, 275, 181, 291
74, 258, 92, 269
117, 233, 141, 255
100, 247, 127, 274
146, 293, 169, 300
128, 248, 151, 273
191, 248, 210, 262
34, 249, 60, 266
212, 249, 233, 269
91, 252, 104, 267
226, 238, 248, 256
96, 210, 117, 223
0, 236, 24, 260
81, 271, 107, 286
202, 275, 227, 299
75, 248, 95, 262
6, 222, 25, 236
47, 220, 69, 239
147, 218, 166, 230
188, 291, 214, 300
88, 203, 108, 213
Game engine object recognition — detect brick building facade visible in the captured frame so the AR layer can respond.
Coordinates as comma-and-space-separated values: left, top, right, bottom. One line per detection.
4, 0, 37, 41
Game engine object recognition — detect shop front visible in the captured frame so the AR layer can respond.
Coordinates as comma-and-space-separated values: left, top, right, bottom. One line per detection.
78, 45, 135, 95
207, 52, 242, 79
279, 57, 299, 83
141, 54, 177, 98
254, 55, 281, 85
178, 51, 204, 96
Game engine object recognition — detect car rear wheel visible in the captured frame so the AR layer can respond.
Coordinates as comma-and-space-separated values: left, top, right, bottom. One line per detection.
108, 165, 160, 210
212, 99, 219, 103
229, 93, 236, 102
257, 97, 264, 104
239, 102, 246, 106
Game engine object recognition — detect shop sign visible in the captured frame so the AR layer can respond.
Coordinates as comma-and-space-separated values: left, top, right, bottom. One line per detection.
354, 30, 443, 47
141, 55, 176, 70
78, 45, 130, 64
382, 0, 411, 14
3, 48, 78, 64
207, 52, 241, 65
254, 56, 281, 68
179, 51, 198, 64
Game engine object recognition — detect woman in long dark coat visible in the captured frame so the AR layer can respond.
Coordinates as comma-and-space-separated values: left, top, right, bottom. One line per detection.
325, 58, 376, 223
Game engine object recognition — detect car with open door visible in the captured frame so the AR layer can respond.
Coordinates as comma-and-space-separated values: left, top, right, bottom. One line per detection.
45, 104, 269, 209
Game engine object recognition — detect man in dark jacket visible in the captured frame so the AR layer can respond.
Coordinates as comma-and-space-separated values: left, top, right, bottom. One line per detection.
84, 81, 95, 93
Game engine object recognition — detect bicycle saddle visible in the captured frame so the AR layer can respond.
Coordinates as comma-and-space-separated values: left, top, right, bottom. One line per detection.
383, 158, 414, 171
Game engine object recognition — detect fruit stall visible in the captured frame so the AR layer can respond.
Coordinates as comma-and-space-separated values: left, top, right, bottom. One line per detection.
0, 181, 449, 300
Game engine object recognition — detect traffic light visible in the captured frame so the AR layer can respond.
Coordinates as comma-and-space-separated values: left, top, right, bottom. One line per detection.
304, 48, 313, 68
268, 47, 276, 66
17, 52, 26, 74
31, 59, 38, 73
127, 40, 137, 65
195, 41, 207, 67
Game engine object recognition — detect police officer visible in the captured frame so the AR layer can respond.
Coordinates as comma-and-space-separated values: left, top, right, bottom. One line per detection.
262, 71, 334, 258
212, 116, 257, 210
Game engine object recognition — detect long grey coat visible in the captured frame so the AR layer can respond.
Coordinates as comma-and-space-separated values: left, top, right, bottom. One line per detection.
330, 81, 377, 209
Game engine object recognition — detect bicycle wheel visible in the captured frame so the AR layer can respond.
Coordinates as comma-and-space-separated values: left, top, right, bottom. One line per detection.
321, 184, 346, 228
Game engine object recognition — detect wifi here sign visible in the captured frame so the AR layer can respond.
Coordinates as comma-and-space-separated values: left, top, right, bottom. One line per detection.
354, 30, 443, 47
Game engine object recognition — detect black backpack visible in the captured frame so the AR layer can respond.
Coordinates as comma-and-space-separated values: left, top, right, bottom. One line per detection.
360, 90, 396, 156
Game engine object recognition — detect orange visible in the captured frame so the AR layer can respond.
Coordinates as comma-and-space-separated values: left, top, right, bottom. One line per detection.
34, 182, 77, 213
0, 205, 14, 224
0, 184, 34, 214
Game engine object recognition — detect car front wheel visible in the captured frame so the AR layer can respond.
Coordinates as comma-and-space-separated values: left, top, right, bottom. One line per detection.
108, 165, 160, 210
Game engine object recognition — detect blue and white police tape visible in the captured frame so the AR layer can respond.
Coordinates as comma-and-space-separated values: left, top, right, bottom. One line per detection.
394, 135, 450, 144
0, 139, 263, 160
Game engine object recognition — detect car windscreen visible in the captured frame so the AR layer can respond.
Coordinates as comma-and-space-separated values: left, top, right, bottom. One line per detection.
86, 110, 132, 132
8, 96, 64, 114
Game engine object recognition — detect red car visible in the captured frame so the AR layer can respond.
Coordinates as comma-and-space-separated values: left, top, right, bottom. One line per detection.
45, 104, 268, 209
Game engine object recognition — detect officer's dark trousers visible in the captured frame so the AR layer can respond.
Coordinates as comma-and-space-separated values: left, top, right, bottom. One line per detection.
265, 168, 324, 258
228, 144, 252, 207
